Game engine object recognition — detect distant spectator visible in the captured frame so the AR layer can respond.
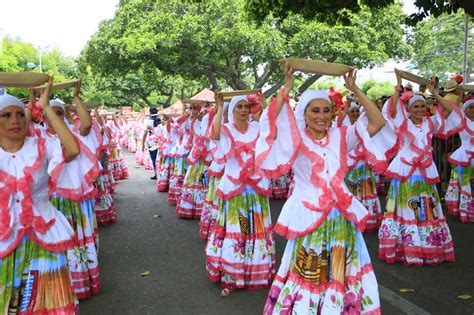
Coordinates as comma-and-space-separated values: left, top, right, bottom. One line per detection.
451, 73, 464, 84
418, 84, 427, 96
443, 79, 460, 104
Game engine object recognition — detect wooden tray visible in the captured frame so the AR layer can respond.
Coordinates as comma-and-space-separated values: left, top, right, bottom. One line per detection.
461, 84, 474, 93
399, 70, 431, 85
217, 89, 261, 101
0, 72, 50, 88
182, 99, 216, 105
282, 58, 353, 76
34, 79, 79, 91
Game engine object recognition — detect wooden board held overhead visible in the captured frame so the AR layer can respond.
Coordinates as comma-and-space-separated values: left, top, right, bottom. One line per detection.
34, 79, 79, 92
399, 70, 431, 86
461, 84, 474, 93
182, 99, 216, 105
217, 89, 261, 101
0, 72, 50, 88
282, 58, 353, 76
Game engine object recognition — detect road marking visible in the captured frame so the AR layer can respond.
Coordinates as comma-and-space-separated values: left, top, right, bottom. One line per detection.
379, 284, 430, 315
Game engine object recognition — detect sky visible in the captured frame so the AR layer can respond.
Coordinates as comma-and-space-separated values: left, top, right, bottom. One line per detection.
0, 0, 119, 57
0, 0, 418, 85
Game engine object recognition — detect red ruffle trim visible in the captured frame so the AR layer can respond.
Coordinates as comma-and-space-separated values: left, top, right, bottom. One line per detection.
255, 94, 301, 179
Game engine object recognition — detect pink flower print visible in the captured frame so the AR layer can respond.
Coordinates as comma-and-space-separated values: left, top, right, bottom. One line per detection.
379, 224, 390, 239
401, 230, 413, 247
331, 295, 336, 303
342, 292, 361, 315
281, 294, 294, 314
426, 231, 445, 247
266, 238, 273, 248
358, 287, 365, 296
212, 235, 223, 248
234, 239, 246, 255
441, 227, 449, 237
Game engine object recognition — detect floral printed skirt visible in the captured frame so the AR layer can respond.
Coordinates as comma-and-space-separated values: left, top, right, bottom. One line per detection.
135, 148, 144, 165
157, 156, 172, 192
109, 144, 129, 180
0, 236, 78, 314
264, 209, 380, 314
168, 156, 188, 205
345, 162, 382, 232
142, 148, 154, 171
199, 176, 221, 240
271, 173, 290, 200
176, 160, 208, 219
94, 175, 117, 226
127, 136, 137, 153
378, 175, 455, 265
205, 187, 275, 290
445, 164, 474, 223
50, 195, 100, 300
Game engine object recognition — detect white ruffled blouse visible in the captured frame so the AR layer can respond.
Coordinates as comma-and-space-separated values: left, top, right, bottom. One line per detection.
255, 100, 395, 239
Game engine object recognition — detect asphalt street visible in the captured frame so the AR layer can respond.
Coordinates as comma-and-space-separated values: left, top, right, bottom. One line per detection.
81, 152, 474, 315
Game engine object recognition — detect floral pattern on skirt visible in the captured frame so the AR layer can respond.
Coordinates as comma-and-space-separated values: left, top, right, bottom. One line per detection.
378, 175, 455, 265
94, 175, 117, 226
176, 160, 208, 219
445, 164, 474, 223
0, 236, 78, 314
168, 157, 188, 205
50, 195, 100, 300
345, 162, 382, 232
271, 173, 290, 200
264, 209, 380, 315
157, 156, 172, 192
199, 176, 221, 240
205, 187, 276, 290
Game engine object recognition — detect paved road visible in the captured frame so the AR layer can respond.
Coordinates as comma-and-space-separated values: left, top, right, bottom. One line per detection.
81, 152, 474, 314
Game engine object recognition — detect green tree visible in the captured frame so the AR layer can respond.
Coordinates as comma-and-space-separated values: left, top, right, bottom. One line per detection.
0, 37, 78, 100
410, 10, 473, 82
244, 0, 473, 25
80, 0, 410, 99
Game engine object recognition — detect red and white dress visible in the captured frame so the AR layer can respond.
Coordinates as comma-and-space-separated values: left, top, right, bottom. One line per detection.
257, 91, 395, 314
379, 98, 462, 265
445, 100, 474, 223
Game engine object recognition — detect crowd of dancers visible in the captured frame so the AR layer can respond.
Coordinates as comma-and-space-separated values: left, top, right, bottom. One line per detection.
0, 79, 128, 313
126, 66, 472, 314
1, 63, 473, 314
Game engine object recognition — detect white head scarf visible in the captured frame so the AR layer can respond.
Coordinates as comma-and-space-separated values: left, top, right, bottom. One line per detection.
407, 95, 426, 109
228, 95, 248, 123
0, 94, 25, 112
295, 90, 330, 130
50, 98, 65, 112
462, 99, 474, 115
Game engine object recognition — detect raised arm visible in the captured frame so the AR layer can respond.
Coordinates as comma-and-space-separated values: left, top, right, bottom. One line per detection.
73, 80, 93, 136
428, 84, 453, 115
39, 78, 80, 161
389, 68, 403, 120
275, 62, 295, 116
344, 69, 385, 136
212, 93, 224, 140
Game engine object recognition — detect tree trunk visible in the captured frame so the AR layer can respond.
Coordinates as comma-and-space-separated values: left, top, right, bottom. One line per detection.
138, 93, 155, 107
164, 88, 175, 107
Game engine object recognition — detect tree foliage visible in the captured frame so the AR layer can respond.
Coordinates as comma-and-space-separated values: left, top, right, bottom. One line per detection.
0, 37, 78, 101
80, 0, 410, 101
245, 0, 473, 25
410, 10, 473, 82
